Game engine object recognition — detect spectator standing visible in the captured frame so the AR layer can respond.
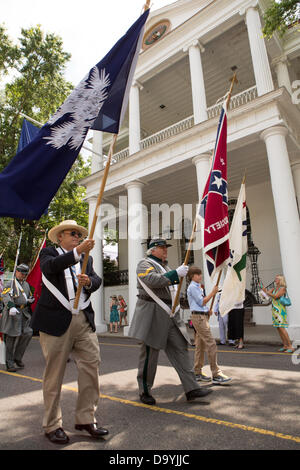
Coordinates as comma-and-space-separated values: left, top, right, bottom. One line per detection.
228, 302, 245, 349
262, 275, 294, 353
109, 295, 119, 333
213, 291, 228, 345
118, 295, 128, 327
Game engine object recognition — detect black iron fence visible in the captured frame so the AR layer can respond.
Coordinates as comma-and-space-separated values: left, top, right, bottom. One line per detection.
104, 270, 128, 287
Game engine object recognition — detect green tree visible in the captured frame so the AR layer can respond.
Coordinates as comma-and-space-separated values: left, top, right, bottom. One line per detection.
0, 25, 91, 270
262, 0, 300, 38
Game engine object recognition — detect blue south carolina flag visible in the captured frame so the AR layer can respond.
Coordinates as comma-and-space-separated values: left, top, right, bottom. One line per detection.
17, 119, 40, 153
0, 9, 149, 220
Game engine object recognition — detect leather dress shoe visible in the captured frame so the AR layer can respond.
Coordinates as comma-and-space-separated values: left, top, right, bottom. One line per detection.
139, 392, 156, 405
75, 423, 109, 439
45, 427, 70, 445
186, 387, 213, 401
15, 360, 25, 368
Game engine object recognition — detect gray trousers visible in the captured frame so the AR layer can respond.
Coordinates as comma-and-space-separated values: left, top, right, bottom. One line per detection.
5, 332, 32, 367
137, 322, 199, 395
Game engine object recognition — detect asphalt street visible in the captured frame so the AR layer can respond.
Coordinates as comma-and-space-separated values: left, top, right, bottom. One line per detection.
0, 334, 299, 457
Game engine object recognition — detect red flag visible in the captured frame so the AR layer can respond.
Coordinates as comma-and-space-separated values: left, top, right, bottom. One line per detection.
199, 103, 230, 278
27, 237, 46, 311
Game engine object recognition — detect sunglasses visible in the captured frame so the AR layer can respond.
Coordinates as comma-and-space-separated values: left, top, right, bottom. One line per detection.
64, 230, 83, 238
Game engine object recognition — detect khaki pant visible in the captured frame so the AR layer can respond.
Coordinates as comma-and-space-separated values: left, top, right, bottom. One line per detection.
192, 313, 221, 377
39, 311, 101, 433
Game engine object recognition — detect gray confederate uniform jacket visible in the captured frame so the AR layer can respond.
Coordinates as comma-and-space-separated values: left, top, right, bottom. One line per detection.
128, 255, 191, 349
0, 279, 33, 337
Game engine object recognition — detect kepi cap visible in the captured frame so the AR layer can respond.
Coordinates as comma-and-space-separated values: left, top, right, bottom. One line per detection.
16, 263, 29, 274
148, 238, 172, 249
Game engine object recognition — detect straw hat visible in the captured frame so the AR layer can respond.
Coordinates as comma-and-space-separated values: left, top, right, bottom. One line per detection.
48, 220, 88, 244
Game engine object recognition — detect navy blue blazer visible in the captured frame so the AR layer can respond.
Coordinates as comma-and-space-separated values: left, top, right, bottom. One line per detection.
30, 246, 101, 336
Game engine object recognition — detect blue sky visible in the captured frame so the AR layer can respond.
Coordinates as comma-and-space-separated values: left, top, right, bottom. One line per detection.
2, 0, 174, 86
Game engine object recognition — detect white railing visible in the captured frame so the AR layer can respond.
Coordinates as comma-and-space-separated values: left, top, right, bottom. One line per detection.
112, 86, 258, 164
141, 115, 194, 150
113, 147, 129, 164
207, 85, 258, 119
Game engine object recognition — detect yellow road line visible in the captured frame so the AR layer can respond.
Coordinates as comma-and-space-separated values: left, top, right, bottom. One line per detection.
99, 341, 289, 356
1, 369, 299, 444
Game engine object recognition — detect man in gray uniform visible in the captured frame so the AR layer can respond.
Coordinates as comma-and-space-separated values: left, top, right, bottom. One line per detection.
0, 264, 34, 372
128, 239, 212, 405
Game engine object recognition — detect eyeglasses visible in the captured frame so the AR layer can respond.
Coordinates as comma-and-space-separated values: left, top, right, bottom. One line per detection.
63, 230, 83, 238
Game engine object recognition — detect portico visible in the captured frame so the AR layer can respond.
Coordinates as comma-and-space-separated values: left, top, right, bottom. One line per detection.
80, 0, 300, 340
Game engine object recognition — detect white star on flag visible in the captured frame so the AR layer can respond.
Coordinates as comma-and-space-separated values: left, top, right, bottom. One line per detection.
212, 175, 223, 189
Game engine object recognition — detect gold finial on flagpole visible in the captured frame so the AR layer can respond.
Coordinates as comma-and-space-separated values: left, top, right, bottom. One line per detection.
226, 66, 238, 108
144, 0, 151, 12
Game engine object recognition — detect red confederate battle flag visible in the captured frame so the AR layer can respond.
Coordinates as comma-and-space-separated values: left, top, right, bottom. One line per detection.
199, 103, 230, 278
27, 236, 46, 311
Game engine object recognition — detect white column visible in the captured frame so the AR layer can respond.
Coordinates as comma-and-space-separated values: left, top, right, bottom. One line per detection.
291, 161, 300, 215
193, 153, 219, 336
184, 40, 207, 124
91, 130, 103, 173
88, 196, 107, 333
241, 1, 274, 96
273, 56, 292, 95
129, 81, 143, 155
261, 126, 300, 340
124, 181, 146, 335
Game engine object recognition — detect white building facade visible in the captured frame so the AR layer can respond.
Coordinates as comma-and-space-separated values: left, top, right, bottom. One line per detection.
80, 0, 300, 339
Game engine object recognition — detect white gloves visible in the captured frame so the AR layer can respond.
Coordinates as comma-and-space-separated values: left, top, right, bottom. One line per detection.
9, 307, 18, 316
176, 264, 189, 277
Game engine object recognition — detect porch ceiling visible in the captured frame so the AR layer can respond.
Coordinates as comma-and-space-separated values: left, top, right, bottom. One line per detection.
102, 20, 264, 154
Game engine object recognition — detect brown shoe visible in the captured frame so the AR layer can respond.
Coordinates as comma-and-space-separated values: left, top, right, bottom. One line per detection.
45, 427, 69, 445
75, 423, 109, 439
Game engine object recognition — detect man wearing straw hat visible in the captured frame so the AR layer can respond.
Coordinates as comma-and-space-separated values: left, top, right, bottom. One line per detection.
30, 220, 108, 445
128, 238, 213, 406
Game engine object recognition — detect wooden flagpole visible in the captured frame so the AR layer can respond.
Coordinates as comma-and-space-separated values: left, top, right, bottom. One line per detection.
74, 1, 150, 309
73, 133, 117, 309
144, 0, 151, 11
170, 72, 238, 315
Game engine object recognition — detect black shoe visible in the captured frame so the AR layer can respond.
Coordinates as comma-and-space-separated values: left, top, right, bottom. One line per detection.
45, 427, 69, 445
140, 392, 156, 405
6, 363, 17, 372
14, 360, 25, 368
186, 388, 213, 401
75, 423, 109, 439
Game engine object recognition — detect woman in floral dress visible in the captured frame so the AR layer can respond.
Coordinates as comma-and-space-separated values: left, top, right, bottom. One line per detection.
263, 275, 294, 352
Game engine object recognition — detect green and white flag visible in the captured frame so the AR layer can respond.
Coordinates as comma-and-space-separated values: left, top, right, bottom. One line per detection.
219, 181, 247, 316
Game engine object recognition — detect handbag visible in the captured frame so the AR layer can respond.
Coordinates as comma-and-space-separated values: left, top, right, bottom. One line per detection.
280, 292, 291, 307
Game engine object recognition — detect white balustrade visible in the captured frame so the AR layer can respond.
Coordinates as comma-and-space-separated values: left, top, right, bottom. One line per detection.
207, 85, 258, 119
111, 86, 258, 165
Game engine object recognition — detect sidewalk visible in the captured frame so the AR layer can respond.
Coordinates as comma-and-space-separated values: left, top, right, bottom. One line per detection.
99, 324, 281, 346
